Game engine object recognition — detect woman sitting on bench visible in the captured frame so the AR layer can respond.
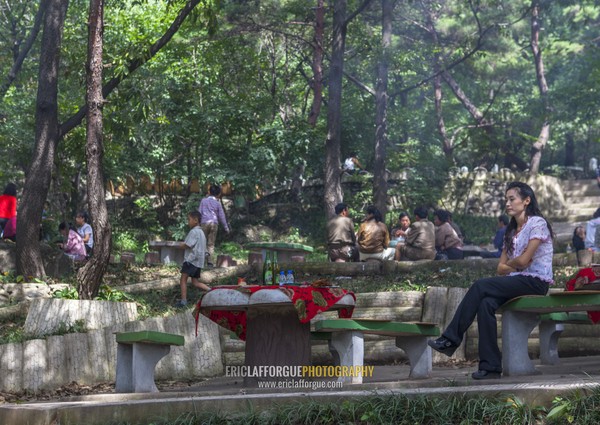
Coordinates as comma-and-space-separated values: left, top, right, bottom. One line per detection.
428, 181, 554, 380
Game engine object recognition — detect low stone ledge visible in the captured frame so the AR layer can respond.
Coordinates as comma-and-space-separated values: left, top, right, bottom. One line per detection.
0, 283, 69, 307
24, 298, 138, 337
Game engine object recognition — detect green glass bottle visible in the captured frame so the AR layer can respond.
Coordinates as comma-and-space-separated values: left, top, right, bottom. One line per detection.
263, 252, 273, 285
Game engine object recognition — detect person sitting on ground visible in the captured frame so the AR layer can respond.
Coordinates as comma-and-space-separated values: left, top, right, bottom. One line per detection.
433, 209, 464, 260
480, 214, 509, 258
356, 205, 395, 261
57, 222, 87, 261
585, 208, 600, 252
75, 211, 94, 257
342, 152, 366, 175
395, 206, 436, 261
390, 212, 411, 247
573, 226, 586, 252
176, 211, 211, 308
2, 215, 16, 242
327, 202, 359, 262
428, 182, 554, 380
198, 184, 230, 266
0, 183, 17, 234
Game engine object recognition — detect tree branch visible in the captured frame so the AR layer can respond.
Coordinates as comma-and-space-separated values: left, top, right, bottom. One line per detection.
0, 0, 47, 101
59, 0, 203, 138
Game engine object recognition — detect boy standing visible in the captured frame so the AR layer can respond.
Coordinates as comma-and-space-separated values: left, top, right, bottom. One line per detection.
176, 211, 210, 308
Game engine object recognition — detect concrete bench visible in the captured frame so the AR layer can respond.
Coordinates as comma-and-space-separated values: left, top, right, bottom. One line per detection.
115, 330, 184, 393
498, 291, 600, 376
148, 240, 185, 265
312, 318, 440, 383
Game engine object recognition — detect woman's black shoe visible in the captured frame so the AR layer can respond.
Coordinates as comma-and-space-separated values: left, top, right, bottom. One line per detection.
427, 337, 458, 357
471, 370, 501, 380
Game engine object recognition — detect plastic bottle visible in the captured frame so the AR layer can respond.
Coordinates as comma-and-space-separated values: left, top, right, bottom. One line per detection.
279, 271, 286, 286
566, 244, 574, 254
263, 252, 272, 285
287, 270, 294, 285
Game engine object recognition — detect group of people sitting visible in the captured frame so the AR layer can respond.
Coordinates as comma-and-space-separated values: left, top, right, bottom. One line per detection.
327, 203, 508, 263
327, 203, 466, 263
57, 212, 94, 261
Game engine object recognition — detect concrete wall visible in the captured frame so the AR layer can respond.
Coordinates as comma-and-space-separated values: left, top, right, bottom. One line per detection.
0, 312, 222, 392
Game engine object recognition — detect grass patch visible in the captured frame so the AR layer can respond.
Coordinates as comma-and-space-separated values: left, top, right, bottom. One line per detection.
109, 388, 600, 424
107, 393, 552, 424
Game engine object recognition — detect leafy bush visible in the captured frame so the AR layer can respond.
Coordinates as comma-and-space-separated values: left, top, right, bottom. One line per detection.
53, 286, 78, 300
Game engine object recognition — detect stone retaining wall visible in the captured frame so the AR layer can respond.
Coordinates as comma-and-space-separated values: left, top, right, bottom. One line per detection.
0, 312, 222, 392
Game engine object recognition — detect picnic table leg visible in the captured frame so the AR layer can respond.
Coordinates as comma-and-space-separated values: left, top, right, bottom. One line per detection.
245, 305, 310, 386
501, 311, 540, 376
328, 331, 364, 384
539, 321, 564, 365
395, 336, 432, 379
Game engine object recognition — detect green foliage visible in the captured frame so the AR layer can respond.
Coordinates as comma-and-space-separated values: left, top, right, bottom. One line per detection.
95, 285, 133, 302
218, 242, 247, 262
53, 284, 133, 302
53, 286, 79, 300
53, 319, 87, 336
451, 214, 498, 245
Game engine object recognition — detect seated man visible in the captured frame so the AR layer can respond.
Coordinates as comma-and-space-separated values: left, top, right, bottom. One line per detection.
395, 206, 436, 261
342, 152, 366, 175
357, 205, 395, 261
327, 203, 359, 262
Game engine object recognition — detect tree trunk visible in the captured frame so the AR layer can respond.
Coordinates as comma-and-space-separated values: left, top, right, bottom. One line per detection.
307, 0, 324, 127
373, 0, 393, 217
77, 0, 110, 300
16, 0, 69, 278
323, 0, 346, 219
528, 1, 550, 175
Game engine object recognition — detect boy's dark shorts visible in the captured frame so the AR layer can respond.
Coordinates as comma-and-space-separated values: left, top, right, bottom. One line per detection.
181, 261, 202, 278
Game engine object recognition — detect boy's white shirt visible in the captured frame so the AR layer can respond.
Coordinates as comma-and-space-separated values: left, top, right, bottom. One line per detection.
184, 225, 207, 267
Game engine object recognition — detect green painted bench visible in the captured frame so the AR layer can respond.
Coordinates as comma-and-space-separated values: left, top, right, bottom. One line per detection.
312, 319, 440, 383
115, 331, 185, 393
499, 291, 600, 376
245, 241, 313, 263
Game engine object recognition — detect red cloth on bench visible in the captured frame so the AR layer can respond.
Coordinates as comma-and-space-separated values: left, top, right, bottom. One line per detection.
565, 266, 600, 323
193, 285, 355, 340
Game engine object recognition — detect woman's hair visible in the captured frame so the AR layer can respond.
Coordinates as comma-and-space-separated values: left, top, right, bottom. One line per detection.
433, 209, 451, 224
503, 181, 554, 255
77, 211, 90, 223
3, 183, 16, 197
365, 205, 383, 223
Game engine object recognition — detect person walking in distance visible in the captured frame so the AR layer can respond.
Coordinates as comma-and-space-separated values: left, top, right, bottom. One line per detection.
198, 184, 230, 266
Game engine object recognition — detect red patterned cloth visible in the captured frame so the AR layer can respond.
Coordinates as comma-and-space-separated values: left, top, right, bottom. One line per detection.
193, 285, 355, 340
565, 266, 600, 323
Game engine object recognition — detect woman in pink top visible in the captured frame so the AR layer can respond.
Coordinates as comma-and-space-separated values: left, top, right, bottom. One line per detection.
0, 183, 17, 233
58, 222, 87, 261
428, 182, 554, 380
